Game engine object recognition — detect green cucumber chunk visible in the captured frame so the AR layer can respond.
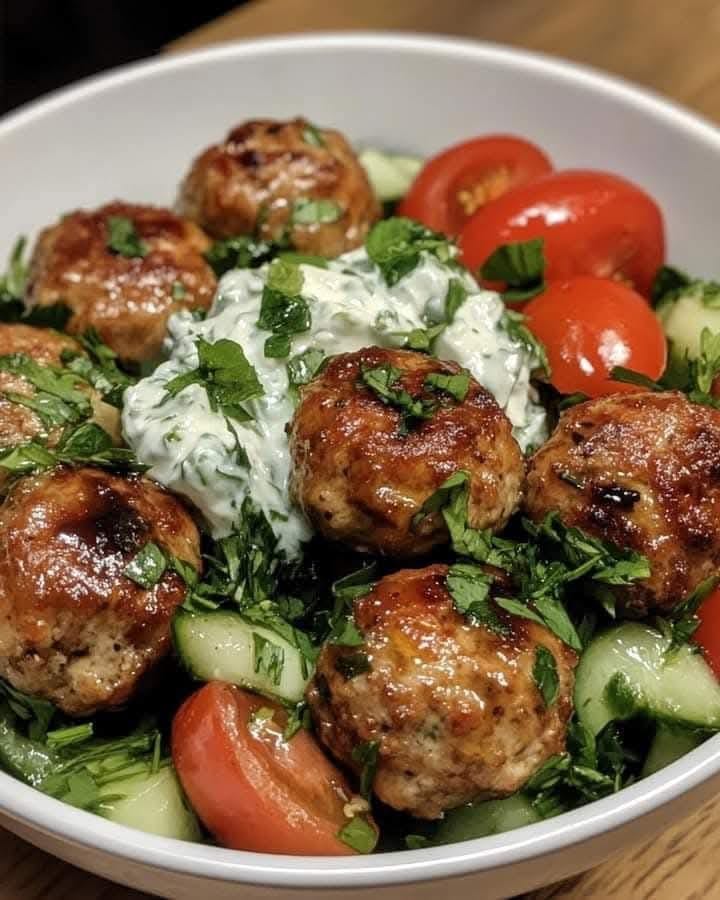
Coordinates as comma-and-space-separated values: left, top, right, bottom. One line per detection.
173, 609, 310, 703
658, 286, 720, 359
98, 764, 201, 841
575, 622, 720, 735
432, 794, 540, 845
359, 148, 423, 202
641, 724, 705, 778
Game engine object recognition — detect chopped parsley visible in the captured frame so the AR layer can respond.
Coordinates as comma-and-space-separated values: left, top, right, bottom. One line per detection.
480, 238, 546, 303
253, 632, 285, 686
204, 235, 281, 276
446, 563, 508, 635
106, 216, 148, 259
361, 363, 437, 434
0, 353, 92, 427
287, 347, 325, 391
532, 646, 560, 707
402, 279, 468, 352
164, 337, 264, 422
292, 198, 343, 225
283, 701, 311, 741
302, 122, 325, 147
123, 542, 168, 589
365, 217, 455, 286
62, 328, 135, 408
424, 370, 470, 402
257, 259, 311, 358
660, 575, 720, 650
337, 814, 378, 854
352, 740, 380, 798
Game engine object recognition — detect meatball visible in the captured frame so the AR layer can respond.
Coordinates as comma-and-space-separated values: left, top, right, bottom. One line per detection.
307, 565, 575, 819
26, 202, 217, 363
289, 347, 524, 557
178, 117, 380, 257
0, 467, 201, 716
525, 391, 720, 615
0, 323, 120, 490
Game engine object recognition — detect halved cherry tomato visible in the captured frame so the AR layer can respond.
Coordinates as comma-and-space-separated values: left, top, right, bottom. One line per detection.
396, 135, 552, 235
695, 587, 720, 679
460, 170, 665, 297
172, 682, 371, 855
523, 276, 667, 397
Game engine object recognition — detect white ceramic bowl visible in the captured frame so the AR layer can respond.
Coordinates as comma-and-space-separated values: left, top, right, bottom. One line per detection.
1, 32, 720, 900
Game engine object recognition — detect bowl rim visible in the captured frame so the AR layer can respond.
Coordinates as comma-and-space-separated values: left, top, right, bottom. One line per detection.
2, 30, 720, 889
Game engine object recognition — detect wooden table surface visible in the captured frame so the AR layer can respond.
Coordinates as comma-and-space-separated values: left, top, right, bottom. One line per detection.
5, 0, 720, 897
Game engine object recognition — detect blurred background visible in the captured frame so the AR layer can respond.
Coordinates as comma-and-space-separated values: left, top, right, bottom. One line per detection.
0, 0, 242, 113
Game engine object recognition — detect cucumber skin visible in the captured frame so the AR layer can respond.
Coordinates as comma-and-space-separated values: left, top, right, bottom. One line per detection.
574, 622, 720, 736
172, 609, 310, 703
433, 794, 540, 845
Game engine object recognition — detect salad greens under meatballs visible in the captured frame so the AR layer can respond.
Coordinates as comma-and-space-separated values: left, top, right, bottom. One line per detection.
0, 117, 719, 855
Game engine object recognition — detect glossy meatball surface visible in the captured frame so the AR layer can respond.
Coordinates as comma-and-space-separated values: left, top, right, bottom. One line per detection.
526, 391, 720, 614
289, 347, 524, 557
26, 202, 217, 363
178, 117, 380, 257
307, 565, 575, 819
0, 467, 201, 716
0, 323, 120, 484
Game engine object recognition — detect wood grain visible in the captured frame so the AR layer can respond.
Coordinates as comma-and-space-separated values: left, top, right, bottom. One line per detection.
5, 0, 720, 897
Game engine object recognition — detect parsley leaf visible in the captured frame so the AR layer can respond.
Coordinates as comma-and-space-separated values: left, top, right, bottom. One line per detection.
292, 198, 343, 225
446, 563, 508, 634
123, 542, 168, 589
361, 364, 437, 434
62, 328, 135, 408
365, 217, 455, 286
352, 740, 380, 798
412, 469, 470, 529
106, 216, 148, 258
663, 575, 720, 649
0, 236, 29, 301
204, 235, 282, 276
287, 347, 325, 391
533, 646, 559, 706
337, 815, 378, 854
165, 337, 264, 421
609, 366, 663, 391
424, 370, 470, 402
302, 122, 325, 147
0, 680, 55, 741
402, 279, 468, 352
480, 239, 546, 302
257, 259, 311, 359
502, 309, 551, 376
651, 265, 692, 306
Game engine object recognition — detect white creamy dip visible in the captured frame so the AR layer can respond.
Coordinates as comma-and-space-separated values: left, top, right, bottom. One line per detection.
122, 249, 547, 558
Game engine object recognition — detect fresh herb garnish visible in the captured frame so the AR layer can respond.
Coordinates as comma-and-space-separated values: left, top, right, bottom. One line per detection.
502, 309, 551, 376
0, 353, 92, 424
253, 632, 285, 686
651, 265, 692, 306
283, 701, 311, 741
365, 217, 455, 287
533, 646, 559, 707
61, 328, 135, 408
123, 542, 167, 589
256, 259, 311, 359
106, 216, 148, 259
165, 337, 264, 421
661, 575, 720, 650
287, 347, 325, 391
402, 278, 468, 352
361, 364, 437, 434
302, 122, 325, 147
337, 815, 378, 854
446, 563, 508, 635
45, 723, 94, 749
480, 238, 546, 303
0, 680, 55, 741
204, 235, 282, 276
292, 198, 343, 225
352, 740, 380, 798
424, 370, 470, 402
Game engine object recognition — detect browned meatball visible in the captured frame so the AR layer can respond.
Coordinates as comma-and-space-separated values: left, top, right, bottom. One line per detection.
0, 467, 201, 716
525, 391, 720, 615
178, 117, 380, 257
289, 347, 524, 557
307, 565, 576, 819
0, 323, 120, 491
26, 202, 217, 363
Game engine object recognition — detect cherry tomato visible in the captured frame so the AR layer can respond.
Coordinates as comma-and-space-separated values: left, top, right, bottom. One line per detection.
460, 170, 665, 297
396, 135, 552, 235
172, 682, 372, 855
694, 587, 720, 678
523, 277, 667, 397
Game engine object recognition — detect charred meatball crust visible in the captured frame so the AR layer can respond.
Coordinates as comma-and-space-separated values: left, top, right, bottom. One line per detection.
178, 117, 380, 257
0, 323, 120, 487
0, 467, 201, 716
307, 564, 576, 819
289, 347, 525, 557
526, 391, 720, 614
26, 202, 217, 363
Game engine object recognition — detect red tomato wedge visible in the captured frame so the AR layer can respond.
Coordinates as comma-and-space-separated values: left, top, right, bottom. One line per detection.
172, 682, 372, 855
695, 587, 720, 679
396, 135, 552, 235
523, 277, 667, 397
460, 170, 665, 297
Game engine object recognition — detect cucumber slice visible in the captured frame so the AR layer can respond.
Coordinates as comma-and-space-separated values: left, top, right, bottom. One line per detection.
575, 622, 720, 735
433, 794, 540, 845
657, 286, 720, 358
98, 764, 201, 841
359, 148, 423, 202
173, 610, 311, 703
641, 724, 705, 777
